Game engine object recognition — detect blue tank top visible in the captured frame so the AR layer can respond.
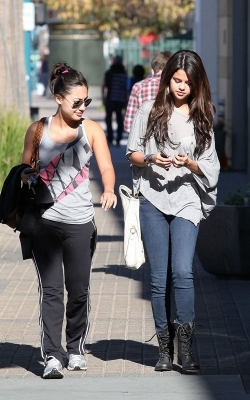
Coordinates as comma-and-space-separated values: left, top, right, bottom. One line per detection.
38, 116, 94, 224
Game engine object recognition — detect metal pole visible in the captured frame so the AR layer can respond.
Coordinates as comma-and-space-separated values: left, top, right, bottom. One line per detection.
23, 0, 35, 107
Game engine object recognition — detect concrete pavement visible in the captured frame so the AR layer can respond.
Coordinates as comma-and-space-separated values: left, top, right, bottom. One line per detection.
0, 376, 248, 400
0, 91, 250, 399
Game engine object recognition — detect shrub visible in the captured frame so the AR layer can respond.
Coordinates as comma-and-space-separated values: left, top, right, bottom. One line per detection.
223, 188, 250, 205
0, 109, 30, 188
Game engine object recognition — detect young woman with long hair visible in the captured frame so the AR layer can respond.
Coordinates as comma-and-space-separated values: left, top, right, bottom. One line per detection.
127, 50, 220, 373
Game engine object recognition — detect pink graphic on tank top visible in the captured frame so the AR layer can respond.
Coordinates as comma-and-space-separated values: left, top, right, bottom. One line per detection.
39, 154, 61, 185
39, 145, 90, 203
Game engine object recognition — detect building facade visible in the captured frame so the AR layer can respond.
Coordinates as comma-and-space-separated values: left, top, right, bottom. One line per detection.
195, 0, 250, 174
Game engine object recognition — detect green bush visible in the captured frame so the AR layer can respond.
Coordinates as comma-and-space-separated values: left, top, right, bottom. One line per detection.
224, 190, 244, 205
0, 109, 30, 189
223, 188, 250, 205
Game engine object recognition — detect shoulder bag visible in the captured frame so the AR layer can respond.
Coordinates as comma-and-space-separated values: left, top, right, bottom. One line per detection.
119, 185, 145, 269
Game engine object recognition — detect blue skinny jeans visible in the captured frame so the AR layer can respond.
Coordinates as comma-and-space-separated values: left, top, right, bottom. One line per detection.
139, 195, 199, 333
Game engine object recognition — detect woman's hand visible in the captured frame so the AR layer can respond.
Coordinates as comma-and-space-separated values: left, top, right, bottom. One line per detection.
172, 153, 190, 168
172, 152, 204, 175
152, 152, 172, 170
100, 190, 117, 211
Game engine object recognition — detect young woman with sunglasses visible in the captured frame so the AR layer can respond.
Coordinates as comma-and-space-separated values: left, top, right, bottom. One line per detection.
127, 50, 220, 373
21, 61, 117, 379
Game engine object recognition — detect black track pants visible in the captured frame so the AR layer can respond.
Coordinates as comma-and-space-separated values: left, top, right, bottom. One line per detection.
31, 218, 97, 367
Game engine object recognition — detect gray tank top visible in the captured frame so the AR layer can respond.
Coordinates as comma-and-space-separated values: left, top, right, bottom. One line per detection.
38, 116, 94, 224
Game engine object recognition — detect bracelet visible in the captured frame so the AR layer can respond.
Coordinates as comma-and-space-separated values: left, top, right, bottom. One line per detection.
144, 154, 154, 166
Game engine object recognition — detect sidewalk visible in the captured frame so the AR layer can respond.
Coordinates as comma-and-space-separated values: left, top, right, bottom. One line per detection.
0, 92, 250, 399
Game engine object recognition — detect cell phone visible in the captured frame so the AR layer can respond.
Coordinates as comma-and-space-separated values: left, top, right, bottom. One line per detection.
160, 151, 170, 158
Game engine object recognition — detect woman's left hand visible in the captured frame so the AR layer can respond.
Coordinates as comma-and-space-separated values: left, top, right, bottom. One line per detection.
172, 153, 190, 168
100, 191, 117, 211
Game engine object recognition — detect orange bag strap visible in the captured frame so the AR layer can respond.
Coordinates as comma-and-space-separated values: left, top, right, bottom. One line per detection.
30, 117, 46, 170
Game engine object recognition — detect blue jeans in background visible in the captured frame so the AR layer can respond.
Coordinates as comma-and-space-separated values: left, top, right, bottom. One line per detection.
139, 195, 199, 333
105, 100, 124, 145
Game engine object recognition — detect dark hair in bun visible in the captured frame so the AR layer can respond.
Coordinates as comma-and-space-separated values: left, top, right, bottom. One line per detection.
49, 61, 88, 96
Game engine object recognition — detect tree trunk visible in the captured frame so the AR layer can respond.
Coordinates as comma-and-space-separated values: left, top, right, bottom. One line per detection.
0, 0, 29, 116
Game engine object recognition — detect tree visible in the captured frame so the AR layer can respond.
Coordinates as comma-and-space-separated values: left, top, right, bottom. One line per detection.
39, 0, 195, 38
0, 0, 29, 116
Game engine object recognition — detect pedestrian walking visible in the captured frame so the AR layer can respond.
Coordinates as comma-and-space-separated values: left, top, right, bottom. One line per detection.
102, 55, 127, 146
127, 64, 145, 94
124, 51, 171, 133
126, 50, 220, 373
38, 49, 50, 96
21, 61, 117, 379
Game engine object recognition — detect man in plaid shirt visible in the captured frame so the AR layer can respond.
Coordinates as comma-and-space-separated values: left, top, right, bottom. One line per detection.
124, 51, 171, 133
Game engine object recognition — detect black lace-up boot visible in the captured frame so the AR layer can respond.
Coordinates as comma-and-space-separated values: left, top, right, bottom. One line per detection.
174, 321, 199, 372
155, 325, 174, 371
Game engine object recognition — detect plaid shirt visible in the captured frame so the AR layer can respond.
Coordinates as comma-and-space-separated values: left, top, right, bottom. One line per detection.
124, 74, 161, 133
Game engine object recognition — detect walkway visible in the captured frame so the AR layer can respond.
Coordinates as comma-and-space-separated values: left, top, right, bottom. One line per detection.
0, 92, 250, 399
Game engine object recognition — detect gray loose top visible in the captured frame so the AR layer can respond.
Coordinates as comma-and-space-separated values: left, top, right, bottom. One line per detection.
38, 117, 94, 224
126, 100, 220, 226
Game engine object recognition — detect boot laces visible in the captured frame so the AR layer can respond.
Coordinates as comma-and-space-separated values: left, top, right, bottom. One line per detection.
145, 332, 171, 357
178, 325, 193, 356
145, 333, 156, 343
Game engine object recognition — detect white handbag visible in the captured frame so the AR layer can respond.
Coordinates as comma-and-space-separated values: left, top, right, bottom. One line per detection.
119, 185, 146, 269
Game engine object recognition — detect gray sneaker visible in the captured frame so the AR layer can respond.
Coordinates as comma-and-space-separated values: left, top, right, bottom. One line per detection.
67, 354, 87, 371
43, 356, 64, 379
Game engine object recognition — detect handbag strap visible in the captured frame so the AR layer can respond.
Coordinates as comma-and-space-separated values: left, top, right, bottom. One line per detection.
30, 117, 46, 170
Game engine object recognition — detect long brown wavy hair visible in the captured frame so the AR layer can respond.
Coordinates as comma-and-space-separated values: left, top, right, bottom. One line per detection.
144, 50, 215, 157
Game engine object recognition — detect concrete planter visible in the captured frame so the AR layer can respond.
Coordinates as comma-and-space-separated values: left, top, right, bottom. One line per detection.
196, 205, 250, 277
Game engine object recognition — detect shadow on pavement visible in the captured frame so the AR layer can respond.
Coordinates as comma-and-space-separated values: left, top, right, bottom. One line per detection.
0, 342, 43, 377
87, 338, 181, 373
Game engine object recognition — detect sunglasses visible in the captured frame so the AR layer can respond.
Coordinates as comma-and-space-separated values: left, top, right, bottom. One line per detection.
64, 97, 92, 109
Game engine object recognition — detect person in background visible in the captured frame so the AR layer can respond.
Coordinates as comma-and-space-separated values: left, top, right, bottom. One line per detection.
124, 51, 171, 134
102, 56, 127, 146
127, 64, 145, 94
21, 61, 117, 379
126, 50, 220, 373
38, 49, 50, 96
